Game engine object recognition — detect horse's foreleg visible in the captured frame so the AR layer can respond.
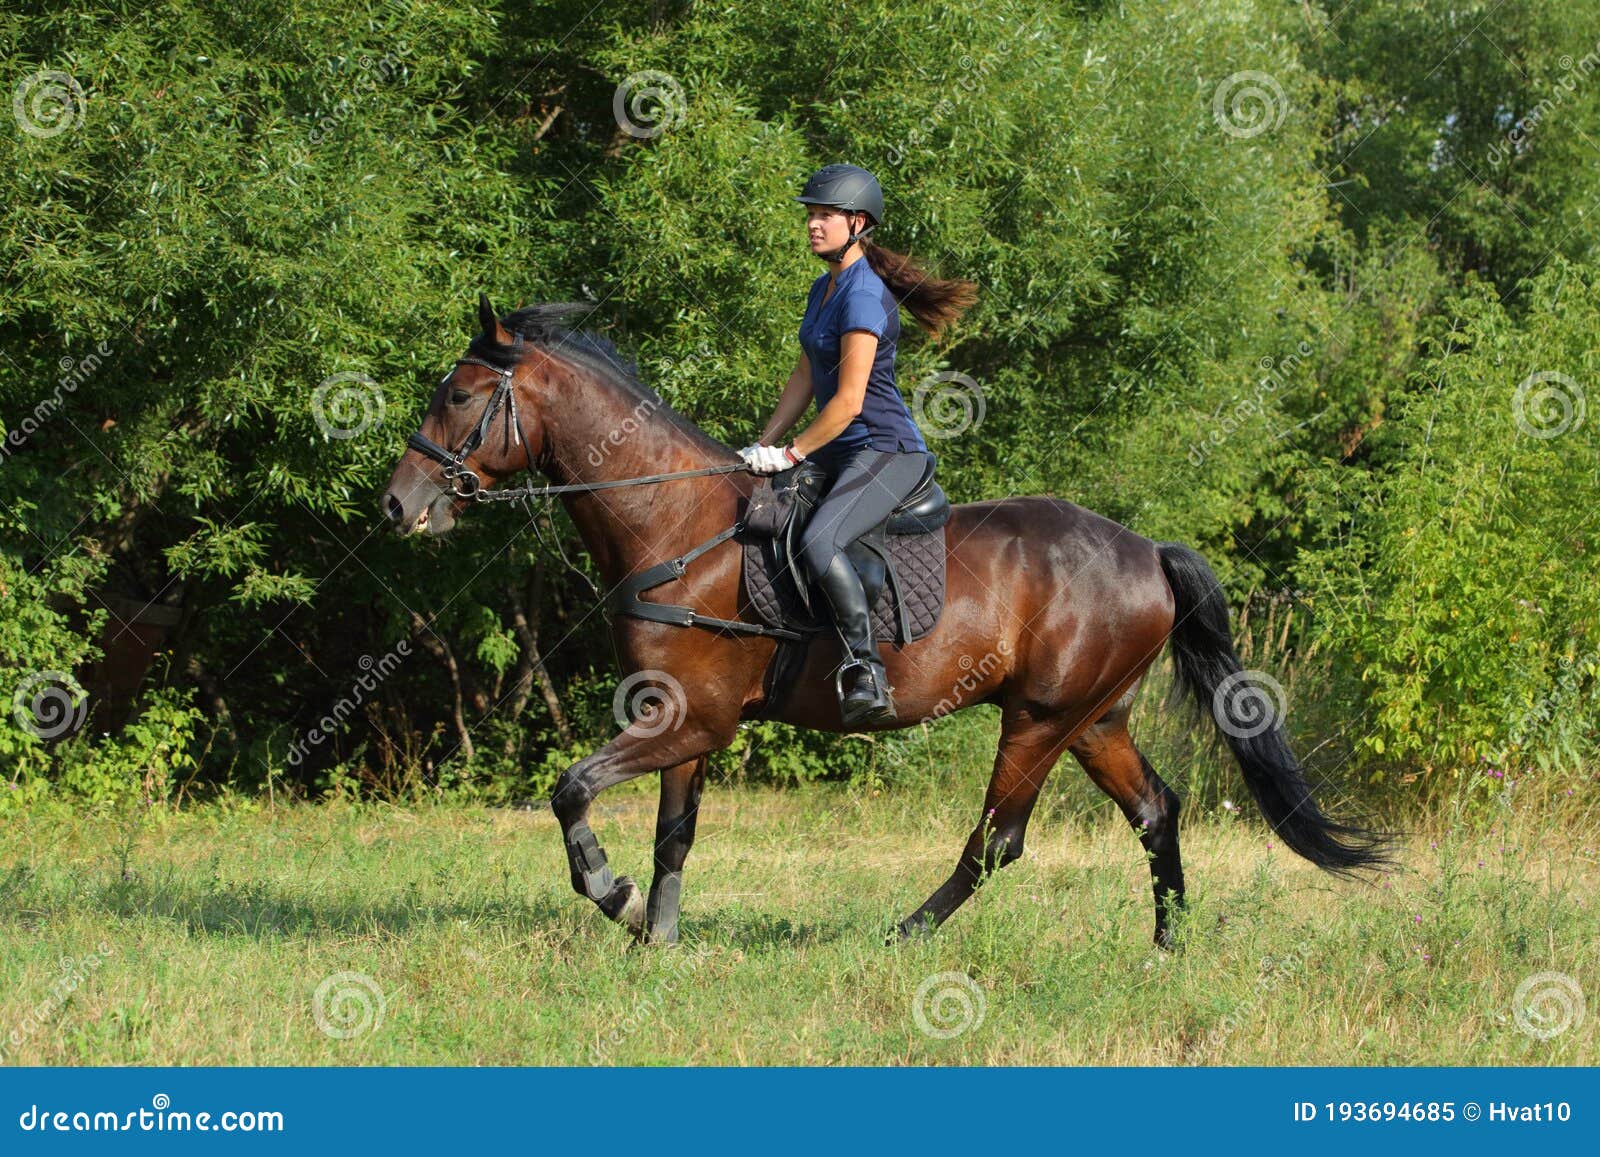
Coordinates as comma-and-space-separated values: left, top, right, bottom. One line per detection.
551, 723, 719, 939
644, 754, 709, 945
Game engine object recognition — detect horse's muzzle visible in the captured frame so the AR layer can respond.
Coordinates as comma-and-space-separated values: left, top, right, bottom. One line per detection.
381, 458, 458, 537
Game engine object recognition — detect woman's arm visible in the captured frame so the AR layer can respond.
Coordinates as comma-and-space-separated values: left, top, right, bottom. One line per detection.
759, 353, 816, 445
789, 331, 876, 458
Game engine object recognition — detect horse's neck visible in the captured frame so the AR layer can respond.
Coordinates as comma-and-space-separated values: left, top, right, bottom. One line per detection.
542, 382, 737, 585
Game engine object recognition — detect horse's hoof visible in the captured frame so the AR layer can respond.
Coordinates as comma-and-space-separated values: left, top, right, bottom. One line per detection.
889, 915, 936, 945
602, 876, 647, 940
1142, 949, 1173, 972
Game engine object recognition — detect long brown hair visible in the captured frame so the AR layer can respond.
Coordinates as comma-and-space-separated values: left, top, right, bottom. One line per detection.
861, 236, 977, 340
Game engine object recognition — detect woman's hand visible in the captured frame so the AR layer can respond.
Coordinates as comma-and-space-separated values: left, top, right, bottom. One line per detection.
739, 443, 802, 474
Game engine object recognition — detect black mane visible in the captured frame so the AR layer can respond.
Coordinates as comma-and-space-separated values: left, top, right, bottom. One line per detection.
467, 303, 732, 459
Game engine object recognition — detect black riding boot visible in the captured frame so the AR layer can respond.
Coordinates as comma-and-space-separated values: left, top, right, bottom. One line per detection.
814, 550, 895, 726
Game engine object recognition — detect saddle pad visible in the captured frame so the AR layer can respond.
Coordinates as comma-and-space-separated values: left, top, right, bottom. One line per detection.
740, 527, 947, 645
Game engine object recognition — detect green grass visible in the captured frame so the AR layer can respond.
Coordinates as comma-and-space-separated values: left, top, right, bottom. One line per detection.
1, 768, 1596, 1065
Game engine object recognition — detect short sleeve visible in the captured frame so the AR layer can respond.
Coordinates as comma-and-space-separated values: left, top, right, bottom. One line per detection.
838, 286, 889, 338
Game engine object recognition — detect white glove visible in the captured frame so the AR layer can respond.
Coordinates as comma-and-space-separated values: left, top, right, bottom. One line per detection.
740, 443, 799, 475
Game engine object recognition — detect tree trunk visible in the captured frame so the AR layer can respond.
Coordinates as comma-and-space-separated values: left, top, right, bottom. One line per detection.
508, 561, 571, 747
409, 612, 474, 763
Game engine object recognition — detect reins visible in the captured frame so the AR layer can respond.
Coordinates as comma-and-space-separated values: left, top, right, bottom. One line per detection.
474, 462, 750, 502
406, 354, 751, 501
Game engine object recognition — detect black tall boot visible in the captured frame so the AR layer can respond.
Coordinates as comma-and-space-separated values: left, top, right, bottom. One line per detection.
814, 550, 895, 726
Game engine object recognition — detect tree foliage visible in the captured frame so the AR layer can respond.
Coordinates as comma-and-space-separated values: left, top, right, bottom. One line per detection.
2, 0, 1597, 803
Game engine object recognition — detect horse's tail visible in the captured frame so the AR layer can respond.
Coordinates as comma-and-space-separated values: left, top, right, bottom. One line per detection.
1155, 542, 1393, 876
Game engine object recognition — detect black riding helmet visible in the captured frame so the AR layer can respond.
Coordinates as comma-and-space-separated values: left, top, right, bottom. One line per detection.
795, 164, 882, 262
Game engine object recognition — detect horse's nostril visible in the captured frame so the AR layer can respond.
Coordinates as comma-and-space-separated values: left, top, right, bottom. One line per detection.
384, 494, 404, 524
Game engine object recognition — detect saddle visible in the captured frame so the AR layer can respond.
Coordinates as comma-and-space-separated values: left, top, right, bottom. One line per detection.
740, 455, 950, 647
607, 454, 951, 719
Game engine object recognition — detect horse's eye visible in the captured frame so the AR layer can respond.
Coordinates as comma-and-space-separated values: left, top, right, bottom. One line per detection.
450, 390, 471, 405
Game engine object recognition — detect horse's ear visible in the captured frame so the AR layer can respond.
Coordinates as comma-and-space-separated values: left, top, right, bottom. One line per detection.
478, 292, 504, 340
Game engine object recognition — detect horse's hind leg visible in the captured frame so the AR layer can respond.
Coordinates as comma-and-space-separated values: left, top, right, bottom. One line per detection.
644, 754, 708, 945
1069, 709, 1185, 949
894, 705, 1074, 940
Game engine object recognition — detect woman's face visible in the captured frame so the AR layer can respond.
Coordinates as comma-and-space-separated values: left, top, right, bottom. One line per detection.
806, 204, 864, 255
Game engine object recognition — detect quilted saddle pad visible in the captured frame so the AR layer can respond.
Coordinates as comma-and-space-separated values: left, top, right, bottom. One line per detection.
739, 527, 947, 646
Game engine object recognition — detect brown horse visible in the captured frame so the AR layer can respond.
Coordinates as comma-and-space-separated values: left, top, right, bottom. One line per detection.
381, 296, 1389, 949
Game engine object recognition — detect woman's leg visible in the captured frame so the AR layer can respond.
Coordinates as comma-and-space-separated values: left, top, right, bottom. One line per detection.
797, 448, 933, 724
799, 449, 932, 576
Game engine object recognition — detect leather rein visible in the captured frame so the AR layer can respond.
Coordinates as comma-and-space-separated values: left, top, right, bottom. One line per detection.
405, 356, 748, 503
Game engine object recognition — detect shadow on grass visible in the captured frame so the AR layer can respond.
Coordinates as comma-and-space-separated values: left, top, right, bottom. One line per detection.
686, 906, 853, 951
82, 869, 574, 941
32, 866, 851, 953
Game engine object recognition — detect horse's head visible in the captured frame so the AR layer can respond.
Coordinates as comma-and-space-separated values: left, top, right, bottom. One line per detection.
382, 293, 546, 536
384, 293, 734, 539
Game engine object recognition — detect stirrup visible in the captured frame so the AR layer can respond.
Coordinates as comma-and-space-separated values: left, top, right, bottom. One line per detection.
835, 659, 895, 725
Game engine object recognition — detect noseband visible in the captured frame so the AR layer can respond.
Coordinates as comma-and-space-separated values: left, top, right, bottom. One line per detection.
405, 356, 534, 499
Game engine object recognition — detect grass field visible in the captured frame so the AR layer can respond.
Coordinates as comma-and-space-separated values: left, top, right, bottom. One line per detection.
1, 763, 1596, 1066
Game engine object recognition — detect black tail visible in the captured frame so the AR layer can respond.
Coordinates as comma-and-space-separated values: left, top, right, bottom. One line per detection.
1156, 542, 1393, 876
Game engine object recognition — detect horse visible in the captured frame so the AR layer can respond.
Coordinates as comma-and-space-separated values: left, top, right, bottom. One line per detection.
381, 295, 1390, 949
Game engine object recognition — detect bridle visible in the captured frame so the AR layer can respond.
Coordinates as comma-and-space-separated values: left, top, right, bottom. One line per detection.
399, 343, 810, 643
404, 350, 748, 503
405, 355, 533, 499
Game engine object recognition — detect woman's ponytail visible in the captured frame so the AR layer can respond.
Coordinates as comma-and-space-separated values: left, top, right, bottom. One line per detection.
862, 241, 978, 339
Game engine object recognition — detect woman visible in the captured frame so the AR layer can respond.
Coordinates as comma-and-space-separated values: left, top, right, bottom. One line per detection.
740, 163, 977, 727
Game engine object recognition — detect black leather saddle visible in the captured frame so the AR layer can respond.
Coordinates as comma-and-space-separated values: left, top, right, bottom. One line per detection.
745, 453, 951, 628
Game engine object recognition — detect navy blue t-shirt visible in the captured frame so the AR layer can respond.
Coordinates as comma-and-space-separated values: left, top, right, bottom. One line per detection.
797, 256, 928, 467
